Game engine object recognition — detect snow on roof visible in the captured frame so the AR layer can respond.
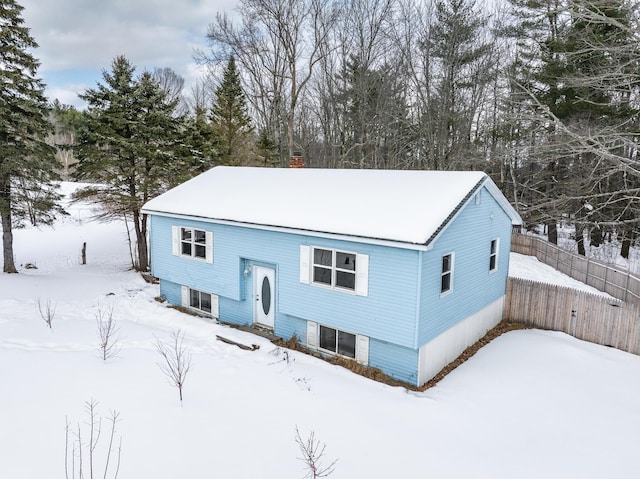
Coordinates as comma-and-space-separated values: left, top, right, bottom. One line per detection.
142, 166, 515, 245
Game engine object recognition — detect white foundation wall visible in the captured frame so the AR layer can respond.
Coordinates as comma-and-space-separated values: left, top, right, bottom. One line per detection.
418, 296, 505, 385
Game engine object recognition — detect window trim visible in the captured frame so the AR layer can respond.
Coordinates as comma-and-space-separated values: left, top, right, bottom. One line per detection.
311, 247, 357, 293
319, 324, 357, 359
307, 321, 369, 365
181, 227, 207, 260
181, 285, 219, 318
172, 226, 213, 264
489, 238, 499, 273
440, 252, 454, 296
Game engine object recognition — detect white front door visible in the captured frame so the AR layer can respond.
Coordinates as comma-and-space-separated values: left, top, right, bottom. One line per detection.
253, 266, 275, 328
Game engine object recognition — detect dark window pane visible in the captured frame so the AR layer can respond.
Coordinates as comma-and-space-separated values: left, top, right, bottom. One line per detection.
313, 248, 332, 267
336, 271, 355, 290
190, 289, 200, 308
261, 277, 271, 315
195, 244, 206, 258
200, 293, 212, 313
319, 325, 336, 352
181, 228, 192, 241
490, 240, 497, 254
182, 242, 192, 256
442, 254, 451, 272
313, 266, 332, 285
489, 255, 496, 271
441, 272, 451, 292
337, 331, 356, 358
195, 230, 206, 244
336, 252, 355, 271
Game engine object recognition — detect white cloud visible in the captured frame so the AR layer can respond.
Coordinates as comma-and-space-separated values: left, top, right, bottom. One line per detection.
19, 0, 238, 105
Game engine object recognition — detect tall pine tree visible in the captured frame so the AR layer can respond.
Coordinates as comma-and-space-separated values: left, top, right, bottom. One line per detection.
76, 56, 182, 271
210, 56, 253, 165
0, 0, 58, 273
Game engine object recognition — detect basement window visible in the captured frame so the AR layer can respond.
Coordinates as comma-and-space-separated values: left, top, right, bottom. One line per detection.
190, 288, 212, 314
319, 325, 356, 359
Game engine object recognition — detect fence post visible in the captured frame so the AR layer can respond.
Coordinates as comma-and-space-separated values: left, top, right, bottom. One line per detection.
625, 271, 630, 302
569, 252, 573, 277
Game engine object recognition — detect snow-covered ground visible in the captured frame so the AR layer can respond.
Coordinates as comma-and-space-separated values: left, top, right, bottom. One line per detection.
509, 252, 613, 296
1, 184, 639, 478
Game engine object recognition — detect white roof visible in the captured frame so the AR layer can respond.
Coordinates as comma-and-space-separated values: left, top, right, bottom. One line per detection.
142, 167, 520, 245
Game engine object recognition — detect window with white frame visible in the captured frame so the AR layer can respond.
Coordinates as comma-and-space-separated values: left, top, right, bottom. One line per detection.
312, 247, 356, 291
172, 226, 213, 263
319, 325, 356, 358
441, 253, 453, 294
300, 245, 369, 296
489, 239, 499, 272
190, 288, 212, 314
306, 320, 369, 364
181, 227, 207, 259
181, 285, 219, 318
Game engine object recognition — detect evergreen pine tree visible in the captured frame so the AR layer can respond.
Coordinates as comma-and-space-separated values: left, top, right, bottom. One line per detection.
0, 0, 58, 273
75, 56, 182, 271
210, 56, 253, 165
171, 106, 220, 186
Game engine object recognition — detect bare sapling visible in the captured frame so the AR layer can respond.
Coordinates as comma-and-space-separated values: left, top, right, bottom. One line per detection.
295, 426, 337, 479
37, 297, 56, 329
65, 398, 122, 479
96, 304, 121, 361
155, 330, 193, 402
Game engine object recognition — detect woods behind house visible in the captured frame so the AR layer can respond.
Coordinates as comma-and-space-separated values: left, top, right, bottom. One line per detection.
3, 0, 640, 271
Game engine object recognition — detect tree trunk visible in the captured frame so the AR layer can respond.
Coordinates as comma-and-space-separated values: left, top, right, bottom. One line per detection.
0, 179, 17, 273
620, 226, 633, 259
575, 223, 586, 256
590, 227, 603, 248
132, 209, 149, 271
547, 222, 558, 245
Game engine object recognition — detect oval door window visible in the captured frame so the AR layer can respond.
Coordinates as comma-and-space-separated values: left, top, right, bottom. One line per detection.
261, 276, 271, 315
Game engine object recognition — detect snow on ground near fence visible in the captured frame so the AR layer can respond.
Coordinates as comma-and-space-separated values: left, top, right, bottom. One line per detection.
1, 183, 639, 478
509, 252, 613, 296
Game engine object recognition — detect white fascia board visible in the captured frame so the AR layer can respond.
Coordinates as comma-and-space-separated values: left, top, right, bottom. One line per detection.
483, 178, 523, 225
423, 176, 521, 251
142, 210, 430, 251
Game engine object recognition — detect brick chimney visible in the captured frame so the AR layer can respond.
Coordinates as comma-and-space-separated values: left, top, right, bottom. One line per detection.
289, 152, 304, 168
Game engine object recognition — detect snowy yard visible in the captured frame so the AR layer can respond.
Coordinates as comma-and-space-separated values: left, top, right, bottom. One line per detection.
1, 184, 639, 478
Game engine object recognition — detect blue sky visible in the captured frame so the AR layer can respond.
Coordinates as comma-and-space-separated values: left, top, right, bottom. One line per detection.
20, 0, 238, 109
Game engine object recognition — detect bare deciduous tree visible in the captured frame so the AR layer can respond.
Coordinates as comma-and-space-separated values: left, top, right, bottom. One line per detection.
205, 0, 340, 161
295, 426, 337, 479
37, 297, 56, 329
155, 330, 193, 402
65, 399, 122, 479
96, 304, 121, 361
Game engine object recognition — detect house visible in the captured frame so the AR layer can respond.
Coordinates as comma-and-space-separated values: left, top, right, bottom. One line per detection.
141, 166, 522, 386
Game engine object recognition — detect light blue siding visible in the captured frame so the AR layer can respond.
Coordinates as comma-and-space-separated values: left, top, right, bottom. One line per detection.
148, 182, 514, 386
369, 338, 419, 385
149, 215, 420, 348
418, 186, 513, 345
275, 314, 307, 343
159, 279, 182, 306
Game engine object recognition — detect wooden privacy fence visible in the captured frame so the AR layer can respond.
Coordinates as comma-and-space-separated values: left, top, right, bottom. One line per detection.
504, 277, 640, 355
511, 233, 640, 307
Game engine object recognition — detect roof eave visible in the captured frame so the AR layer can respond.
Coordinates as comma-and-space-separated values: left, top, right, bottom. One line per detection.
142, 208, 430, 251
423, 175, 522, 251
